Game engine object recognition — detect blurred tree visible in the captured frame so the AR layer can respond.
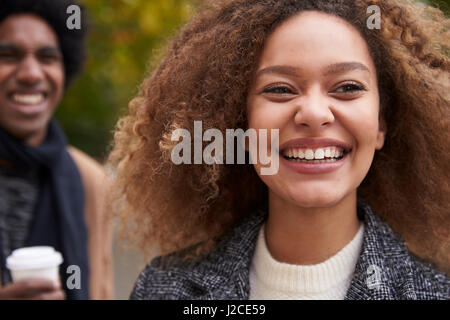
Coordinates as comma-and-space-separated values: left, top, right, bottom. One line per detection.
56, 0, 200, 160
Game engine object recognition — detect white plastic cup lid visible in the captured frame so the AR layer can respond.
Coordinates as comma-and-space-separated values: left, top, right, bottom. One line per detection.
6, 246, 63, 270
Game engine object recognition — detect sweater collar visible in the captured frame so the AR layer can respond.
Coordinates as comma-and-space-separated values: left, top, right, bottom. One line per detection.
250, 222, 365, 295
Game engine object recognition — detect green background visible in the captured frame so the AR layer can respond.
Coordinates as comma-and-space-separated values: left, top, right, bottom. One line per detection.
55, 0, 449, 161
56, 0, 201, 160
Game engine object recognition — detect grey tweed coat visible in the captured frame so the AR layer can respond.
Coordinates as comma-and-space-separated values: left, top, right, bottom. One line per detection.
130, 201, 449, 300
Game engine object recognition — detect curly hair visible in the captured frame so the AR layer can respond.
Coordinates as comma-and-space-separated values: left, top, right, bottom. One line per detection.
107, 0, 450, 272
0, 0, 88, 87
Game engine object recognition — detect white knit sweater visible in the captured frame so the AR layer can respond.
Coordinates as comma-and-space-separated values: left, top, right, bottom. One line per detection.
249, 222, 365, 300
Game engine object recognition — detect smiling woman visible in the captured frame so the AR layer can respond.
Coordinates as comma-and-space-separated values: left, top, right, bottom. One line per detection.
107, 0, 449, 300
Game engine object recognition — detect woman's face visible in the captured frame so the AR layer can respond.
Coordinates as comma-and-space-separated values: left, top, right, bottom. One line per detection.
246, 11, 385, 209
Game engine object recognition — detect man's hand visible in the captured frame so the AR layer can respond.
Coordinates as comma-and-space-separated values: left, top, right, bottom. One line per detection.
0, 278, 65, 300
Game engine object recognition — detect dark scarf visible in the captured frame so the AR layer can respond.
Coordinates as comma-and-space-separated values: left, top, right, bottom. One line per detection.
0, 119, 89, 299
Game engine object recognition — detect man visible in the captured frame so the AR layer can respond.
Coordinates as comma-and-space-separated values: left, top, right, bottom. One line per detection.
0, 0, 112, 299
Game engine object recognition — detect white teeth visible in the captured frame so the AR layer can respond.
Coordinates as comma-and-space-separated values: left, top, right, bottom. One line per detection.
314, 149, 325, 159
305, 149, 314, 160
284, 146, 347, 160
287, 149, 293, 157
13, 94, 44, 105
298, 149, 305, 159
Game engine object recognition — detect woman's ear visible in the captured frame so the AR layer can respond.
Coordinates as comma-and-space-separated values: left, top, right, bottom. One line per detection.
376, 114, 386, 150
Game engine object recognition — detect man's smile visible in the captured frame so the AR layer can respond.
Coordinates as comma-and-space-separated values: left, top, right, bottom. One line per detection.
10, 92, 47, 105
6, 90, 50, 116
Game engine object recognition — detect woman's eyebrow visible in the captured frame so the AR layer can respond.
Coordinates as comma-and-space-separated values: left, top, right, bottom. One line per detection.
255, 62, 370, 78
322, 62, 370, 75
255, 65, 302, 78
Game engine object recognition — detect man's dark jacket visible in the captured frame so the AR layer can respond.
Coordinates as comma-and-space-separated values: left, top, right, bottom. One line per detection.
130, 201, 449, 300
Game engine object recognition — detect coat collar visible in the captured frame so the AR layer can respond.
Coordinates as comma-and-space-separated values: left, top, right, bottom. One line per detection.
190, 201, 418, 300
344, 201, 418, 300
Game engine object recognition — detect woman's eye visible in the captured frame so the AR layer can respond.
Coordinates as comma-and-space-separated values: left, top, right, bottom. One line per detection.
263, 86, 294, 94
333, 83, 365, 94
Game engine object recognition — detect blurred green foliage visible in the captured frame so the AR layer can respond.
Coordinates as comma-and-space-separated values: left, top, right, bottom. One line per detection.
425, 0, 450, 16
56, 0, 200, 160
56, 0, 448, 161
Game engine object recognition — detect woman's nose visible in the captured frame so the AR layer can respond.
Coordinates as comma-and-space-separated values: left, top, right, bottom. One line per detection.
293, 90, 335, 130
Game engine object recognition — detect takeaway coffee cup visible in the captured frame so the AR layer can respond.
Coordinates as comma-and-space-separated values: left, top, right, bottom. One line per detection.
6, 246, 63, 282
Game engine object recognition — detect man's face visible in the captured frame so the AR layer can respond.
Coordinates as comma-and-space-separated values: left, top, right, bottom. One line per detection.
0, 14, 64, 146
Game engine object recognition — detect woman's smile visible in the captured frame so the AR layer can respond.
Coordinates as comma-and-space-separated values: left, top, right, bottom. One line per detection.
279, 137, 352, 174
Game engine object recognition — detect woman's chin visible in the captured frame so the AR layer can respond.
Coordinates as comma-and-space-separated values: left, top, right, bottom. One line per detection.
292, 199, 341, 209
283, 191, 349, 210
